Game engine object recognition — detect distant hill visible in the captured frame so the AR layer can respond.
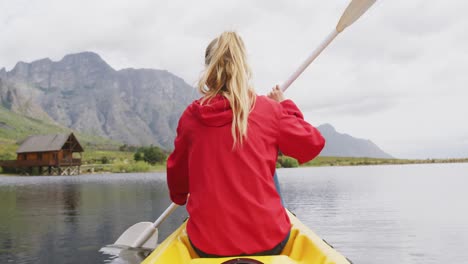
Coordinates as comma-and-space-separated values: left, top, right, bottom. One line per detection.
0, 52, 197, 149
317, 124, 393, 158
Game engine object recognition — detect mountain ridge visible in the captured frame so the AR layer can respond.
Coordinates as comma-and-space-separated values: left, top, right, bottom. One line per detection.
1, 52, 393, 158
317, 123, 393, 158
0, 51, 197, 148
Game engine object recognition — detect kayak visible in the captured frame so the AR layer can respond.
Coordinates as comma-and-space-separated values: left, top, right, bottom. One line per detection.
141, 210, 352, 264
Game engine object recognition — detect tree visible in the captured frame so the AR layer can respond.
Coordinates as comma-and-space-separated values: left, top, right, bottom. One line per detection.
101, 156, 110, 164
119, 144, 128, 151
278, 156, 299, 168
121, 144, 138, 152
134, 151, 143, 161
143, 146, 167, 165
134, 146, 167, 165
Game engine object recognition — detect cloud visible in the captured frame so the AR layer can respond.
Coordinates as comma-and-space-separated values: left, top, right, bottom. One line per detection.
1, 0, 467, 158
306, 95, 397, 116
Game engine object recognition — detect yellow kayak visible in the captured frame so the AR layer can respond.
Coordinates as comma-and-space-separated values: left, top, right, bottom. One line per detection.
142, 211, 351, 264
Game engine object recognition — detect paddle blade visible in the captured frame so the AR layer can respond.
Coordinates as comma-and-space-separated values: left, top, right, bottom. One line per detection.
99, 245, 151, 264
114, 222, 159, 249
336, 0, 376, 32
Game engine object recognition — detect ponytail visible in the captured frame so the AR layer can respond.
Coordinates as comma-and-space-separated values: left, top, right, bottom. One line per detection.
198, 31, 255, 147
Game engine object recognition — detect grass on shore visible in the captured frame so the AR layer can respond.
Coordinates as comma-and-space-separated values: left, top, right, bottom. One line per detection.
2, 137, 468, 175
77, 149, 166, 174
302, 156, 468, 167
0, 143, 165, 175
3, 105, 466, 174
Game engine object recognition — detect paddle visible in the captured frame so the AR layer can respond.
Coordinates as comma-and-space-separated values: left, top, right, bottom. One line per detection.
113, 202, 179, 249
273, 0, 376, 201
280, 0, 377, 91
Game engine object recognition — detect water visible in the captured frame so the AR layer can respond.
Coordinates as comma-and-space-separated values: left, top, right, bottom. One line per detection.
0, 163, 467, 264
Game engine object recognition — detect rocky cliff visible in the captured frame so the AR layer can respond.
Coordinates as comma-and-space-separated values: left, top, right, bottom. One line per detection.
1, 52, 393, 157
0, 52, 197, 148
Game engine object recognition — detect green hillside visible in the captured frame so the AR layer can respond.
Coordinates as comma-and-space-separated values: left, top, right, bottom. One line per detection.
3, 106, 466, 175
0, 107, 169, 174
0, 106, 120, 159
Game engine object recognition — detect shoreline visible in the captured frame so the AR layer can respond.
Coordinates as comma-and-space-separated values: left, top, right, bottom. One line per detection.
1, 157, 467, 176
300, 156, 468, 168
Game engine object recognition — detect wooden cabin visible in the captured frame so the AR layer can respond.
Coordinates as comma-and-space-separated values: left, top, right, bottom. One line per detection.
0, 133, 84, 175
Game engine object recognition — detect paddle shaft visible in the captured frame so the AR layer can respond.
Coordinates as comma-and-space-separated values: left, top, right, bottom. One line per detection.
279, 0, 376, 92
154, 202, 179, 227
131, 202, 179, 248
280, 29, 339, 92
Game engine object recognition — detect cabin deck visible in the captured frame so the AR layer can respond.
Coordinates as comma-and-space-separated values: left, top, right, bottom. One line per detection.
0, 159, 82, 168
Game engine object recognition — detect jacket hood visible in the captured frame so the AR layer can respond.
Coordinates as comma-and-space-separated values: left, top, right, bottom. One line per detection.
190, 95, 233, 127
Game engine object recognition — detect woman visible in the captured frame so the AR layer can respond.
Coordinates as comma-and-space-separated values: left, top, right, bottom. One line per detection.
167, 31, 325, 257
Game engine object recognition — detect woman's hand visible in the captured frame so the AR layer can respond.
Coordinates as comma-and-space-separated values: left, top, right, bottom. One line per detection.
267, 85, 285, 102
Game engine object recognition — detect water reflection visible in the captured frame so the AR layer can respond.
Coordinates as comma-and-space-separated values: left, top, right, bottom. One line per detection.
0, 164, 468, 264
0, 173, 187, 264
101, 246, 151, 264
279, 164, 468, 264
62, 184, 80, 217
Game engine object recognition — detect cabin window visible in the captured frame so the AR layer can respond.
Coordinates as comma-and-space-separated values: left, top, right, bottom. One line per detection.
38, 153, 42, 161
52, 153, 58, 160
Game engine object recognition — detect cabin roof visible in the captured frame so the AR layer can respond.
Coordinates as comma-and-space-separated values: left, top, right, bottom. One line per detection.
16, 133, 84, 153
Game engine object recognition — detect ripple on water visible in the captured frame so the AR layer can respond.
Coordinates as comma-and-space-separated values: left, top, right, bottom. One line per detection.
1, 164, 468, 264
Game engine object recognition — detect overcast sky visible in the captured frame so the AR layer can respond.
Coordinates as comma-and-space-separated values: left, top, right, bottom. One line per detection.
1, 0, 467, 158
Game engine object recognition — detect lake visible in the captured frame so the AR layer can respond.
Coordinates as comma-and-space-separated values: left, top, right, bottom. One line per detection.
0, 163, 467, 264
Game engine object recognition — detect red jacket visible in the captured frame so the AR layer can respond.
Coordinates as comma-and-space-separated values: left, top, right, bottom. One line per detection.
167, 94, 325, 256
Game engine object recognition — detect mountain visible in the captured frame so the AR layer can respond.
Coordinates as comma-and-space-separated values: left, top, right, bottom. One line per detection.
1, 52, 393, 157
317, 124, 393, 158
0, 104, 120, 161
0, 52, 197, 149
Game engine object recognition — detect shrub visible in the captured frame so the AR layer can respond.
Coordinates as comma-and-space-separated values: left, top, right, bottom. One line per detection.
111, 161, 151, 173
278, 156, 299, 168
143, 146, 166, 165
129, 161, 152, 172
0, 153, 15, 160
119, 144, 128, 151
134, 152, 143, 162
120, 144, 138, 152
100, 156, 110, 164
134, 146, 167, 165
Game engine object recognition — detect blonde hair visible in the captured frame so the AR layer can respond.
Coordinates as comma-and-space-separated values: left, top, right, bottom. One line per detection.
198, 31, 255, 147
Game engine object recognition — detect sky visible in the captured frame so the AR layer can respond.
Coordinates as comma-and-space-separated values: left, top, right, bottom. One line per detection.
1, 0, 467, 159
